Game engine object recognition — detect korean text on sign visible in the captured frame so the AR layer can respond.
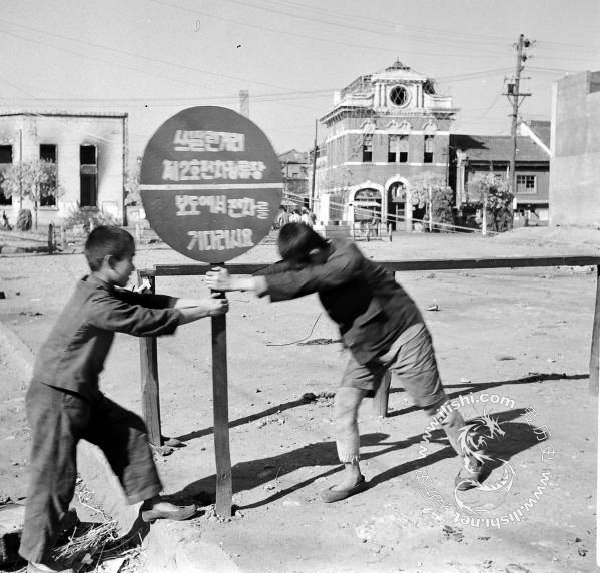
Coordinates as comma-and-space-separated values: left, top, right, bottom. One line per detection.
175, 195, 270, 219
162, 160, 266, 181
173, 130, 245, 152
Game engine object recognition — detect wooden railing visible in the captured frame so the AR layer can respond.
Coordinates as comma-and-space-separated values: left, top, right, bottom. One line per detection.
138, 254, 600, 445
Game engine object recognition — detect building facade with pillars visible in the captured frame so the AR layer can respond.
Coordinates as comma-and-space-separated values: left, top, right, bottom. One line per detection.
313, 60, 457, 229
0, 111, 128, 227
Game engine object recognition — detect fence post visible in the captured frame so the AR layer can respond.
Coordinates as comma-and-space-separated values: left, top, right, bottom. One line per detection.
47, 222, 54, 254
589, 265, 600, 395
138, 272, 162, 445
211, 283, 232, 517
373, 372, 391, 417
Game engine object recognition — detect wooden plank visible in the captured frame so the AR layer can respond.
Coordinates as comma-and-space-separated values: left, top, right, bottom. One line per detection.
143, 255, 600, 277
378, 255, 600, 272
211, 290, 233, 517
590, 266, 600, 395
137, 273, 162, 446
373, 372, 391, 417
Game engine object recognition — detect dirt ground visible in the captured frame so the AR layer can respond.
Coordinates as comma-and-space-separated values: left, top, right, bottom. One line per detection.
1, 226, 599, 573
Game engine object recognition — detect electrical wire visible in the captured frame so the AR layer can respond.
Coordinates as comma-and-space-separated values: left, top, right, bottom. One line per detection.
265, 313, 322, 346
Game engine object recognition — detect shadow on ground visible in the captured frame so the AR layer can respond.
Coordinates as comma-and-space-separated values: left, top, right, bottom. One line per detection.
172, 405, 546, 511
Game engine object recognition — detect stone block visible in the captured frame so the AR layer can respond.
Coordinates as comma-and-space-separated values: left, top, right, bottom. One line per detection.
0, 503, 25, 567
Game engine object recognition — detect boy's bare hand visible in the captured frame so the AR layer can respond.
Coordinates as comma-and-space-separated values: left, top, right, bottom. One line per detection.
177, 294, 228, 324
206, 267, 231, 291
199, 294, 229, 316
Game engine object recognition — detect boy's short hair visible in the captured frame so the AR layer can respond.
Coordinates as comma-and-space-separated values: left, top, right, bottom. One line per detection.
84, 226, 135, 271
277, 222, 328, 262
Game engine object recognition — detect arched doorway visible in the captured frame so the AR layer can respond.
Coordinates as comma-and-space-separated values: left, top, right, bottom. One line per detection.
387, 181, 407, 230
352, 188, 383, 225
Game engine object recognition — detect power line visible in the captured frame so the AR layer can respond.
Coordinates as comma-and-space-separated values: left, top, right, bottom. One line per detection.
222, 0, 507, 56
148, 0, 508, 60
0, 17, 307, 93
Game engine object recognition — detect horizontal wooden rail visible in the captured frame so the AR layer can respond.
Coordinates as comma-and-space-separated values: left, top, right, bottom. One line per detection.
139, 256, 599, 420
140, 255, 600, 277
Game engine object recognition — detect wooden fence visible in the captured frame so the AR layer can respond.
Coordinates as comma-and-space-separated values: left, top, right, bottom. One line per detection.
138, 254, 600, 446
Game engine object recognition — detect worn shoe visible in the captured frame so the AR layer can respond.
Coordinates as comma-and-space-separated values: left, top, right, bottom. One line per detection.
321, 475, 368, 503
455, 456, 484, 491
27, 560, 75, 573
140, 499, 197, 522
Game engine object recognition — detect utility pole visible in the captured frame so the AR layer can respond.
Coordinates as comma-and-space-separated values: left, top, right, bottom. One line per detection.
19, 129, 23, 208
310, 119, 318, 211
505, 34, 533, 196
239, 90, 249, 118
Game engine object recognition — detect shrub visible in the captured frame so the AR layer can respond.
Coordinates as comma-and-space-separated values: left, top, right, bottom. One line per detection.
16, 209, 32, 231
62, 204, 118, 233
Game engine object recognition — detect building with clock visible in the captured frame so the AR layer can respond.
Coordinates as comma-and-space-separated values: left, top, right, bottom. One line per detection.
313, 60, 457, 229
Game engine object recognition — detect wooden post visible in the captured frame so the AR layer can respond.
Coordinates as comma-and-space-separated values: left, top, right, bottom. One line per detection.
428, 186, 433, 233
47, 222, 54, 254
373, 371, 392, 417
138, 272, 162, 446
589, 265, 600, 395
211, 283, 232, 517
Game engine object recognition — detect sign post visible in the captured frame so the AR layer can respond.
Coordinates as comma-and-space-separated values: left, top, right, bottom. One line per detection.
139, 106, 282, 516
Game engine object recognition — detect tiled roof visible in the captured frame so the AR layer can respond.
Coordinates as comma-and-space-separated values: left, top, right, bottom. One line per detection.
525, 120, 551, 147
451, 134, 549, 162
278, 149, 309, 163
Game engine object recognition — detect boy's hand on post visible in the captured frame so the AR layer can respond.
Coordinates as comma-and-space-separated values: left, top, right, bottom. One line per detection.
206, 267, 231, 291
177, 294, 228, 324
200, 293, 229, 317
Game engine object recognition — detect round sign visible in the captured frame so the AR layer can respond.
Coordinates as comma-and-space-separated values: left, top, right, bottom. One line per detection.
140, 106, 282, 263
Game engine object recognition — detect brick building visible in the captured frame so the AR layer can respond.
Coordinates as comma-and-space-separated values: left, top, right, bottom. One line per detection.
0, 111, 128, 226
313, 60, 457, 229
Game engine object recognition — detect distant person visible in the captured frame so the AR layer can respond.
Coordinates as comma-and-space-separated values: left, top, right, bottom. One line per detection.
207, 223, 484, 504
1, 210, 12, 230
19, 226, 228, 573
369, 214, 381, 239
275, 205, 289, 229
289, 208, 302, 223
301, 207, 314, 228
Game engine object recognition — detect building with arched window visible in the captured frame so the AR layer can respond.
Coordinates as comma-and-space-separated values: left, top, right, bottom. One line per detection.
313, 60, 457, 229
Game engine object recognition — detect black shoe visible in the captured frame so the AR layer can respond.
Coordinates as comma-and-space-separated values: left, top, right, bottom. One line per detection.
27, 560, 75, 573
455, 456, 484, 491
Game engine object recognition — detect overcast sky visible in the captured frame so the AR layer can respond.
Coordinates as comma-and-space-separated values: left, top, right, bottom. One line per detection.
1, 0, 598, 159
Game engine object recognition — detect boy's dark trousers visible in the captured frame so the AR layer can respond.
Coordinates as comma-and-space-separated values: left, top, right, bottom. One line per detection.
19, 382, 162, 563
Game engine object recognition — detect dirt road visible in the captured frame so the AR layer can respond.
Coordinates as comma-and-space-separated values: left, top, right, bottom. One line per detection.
1, 227, 598, 572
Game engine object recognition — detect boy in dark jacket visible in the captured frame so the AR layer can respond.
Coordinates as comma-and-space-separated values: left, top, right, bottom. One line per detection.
20, 226, 228, 573
206, 223, 482, 503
